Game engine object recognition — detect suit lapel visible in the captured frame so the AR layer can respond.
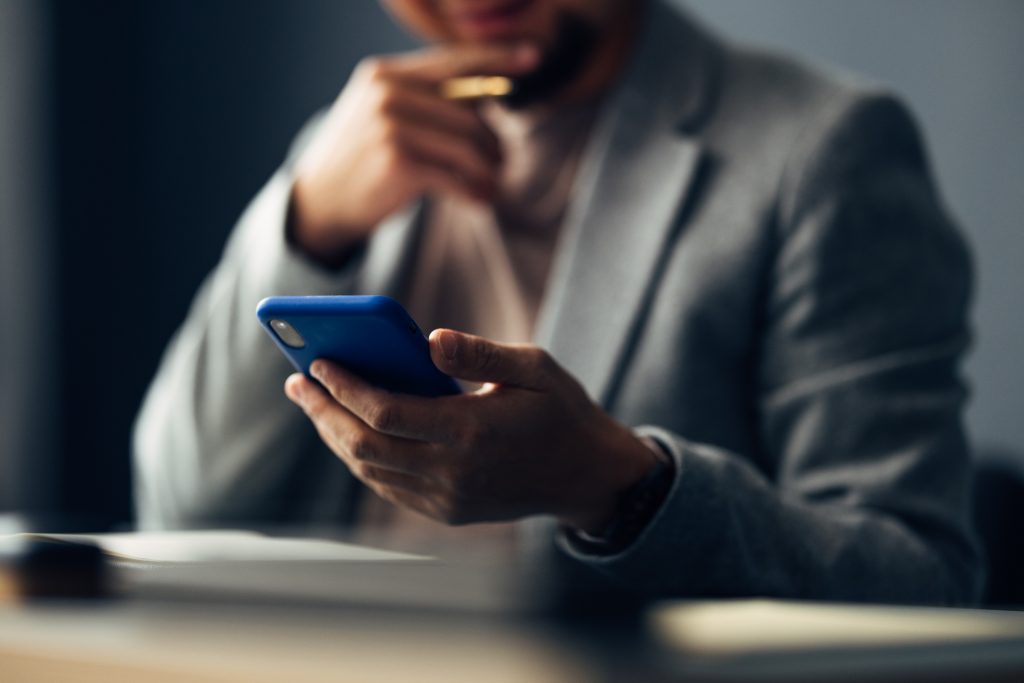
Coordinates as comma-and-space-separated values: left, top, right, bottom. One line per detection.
534, 2, 720, 406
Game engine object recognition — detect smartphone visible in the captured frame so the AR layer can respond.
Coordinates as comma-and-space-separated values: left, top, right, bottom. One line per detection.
256, 295, 460, 397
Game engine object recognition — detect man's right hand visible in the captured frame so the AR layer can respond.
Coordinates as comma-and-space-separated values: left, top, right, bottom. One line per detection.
288, 43, 540, 267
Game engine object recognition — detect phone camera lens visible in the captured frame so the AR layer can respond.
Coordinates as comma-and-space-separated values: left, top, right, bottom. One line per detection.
269, 319, 306, 349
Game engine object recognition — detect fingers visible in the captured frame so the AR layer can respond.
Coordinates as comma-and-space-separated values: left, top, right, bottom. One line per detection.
348, 44, 532, 205
292, 42, 537, 248
362, 75, 502, 201
306, 362, 461, 443
382, 86, 502, 163
287, 373, 474, 525
378, 43, 540, 82
368, 484, 446, 523
428, 329, 557, 389
285, 374, 435, 476
356, 466, 427, 499
393, 119, 500, 199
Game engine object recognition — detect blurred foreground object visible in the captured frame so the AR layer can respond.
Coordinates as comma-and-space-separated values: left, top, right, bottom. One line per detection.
1, 529, 1023, 681
973, 447, 1024, 606
2, 596, 1024, 682
0, 536, 108, 600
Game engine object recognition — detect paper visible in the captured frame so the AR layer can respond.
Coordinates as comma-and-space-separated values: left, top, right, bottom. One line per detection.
10, 530, 426, 564
650, 599, 1024, 655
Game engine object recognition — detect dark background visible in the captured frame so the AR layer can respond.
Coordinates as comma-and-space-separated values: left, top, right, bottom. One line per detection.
1, 1, 414, 528
1, 0, 1022, 531
48, 2, 408, 526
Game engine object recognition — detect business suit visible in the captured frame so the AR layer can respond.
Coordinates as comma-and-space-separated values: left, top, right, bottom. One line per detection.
134, 2, 982, 603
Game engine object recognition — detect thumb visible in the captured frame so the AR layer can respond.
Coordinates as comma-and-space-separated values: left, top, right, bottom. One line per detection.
429, 329, 550, 388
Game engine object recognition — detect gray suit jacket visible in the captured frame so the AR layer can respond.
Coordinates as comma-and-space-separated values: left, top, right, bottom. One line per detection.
134, 2, 982, 603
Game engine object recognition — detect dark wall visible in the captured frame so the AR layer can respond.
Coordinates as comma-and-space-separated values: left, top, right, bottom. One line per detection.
48, 1, 413, 528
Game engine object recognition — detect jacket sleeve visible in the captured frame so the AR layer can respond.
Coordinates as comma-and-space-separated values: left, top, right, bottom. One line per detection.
560, 93, 983, 605
132, 118, 365, 529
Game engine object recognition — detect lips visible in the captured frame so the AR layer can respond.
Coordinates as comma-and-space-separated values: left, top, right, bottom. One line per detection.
449, 0, 536, 39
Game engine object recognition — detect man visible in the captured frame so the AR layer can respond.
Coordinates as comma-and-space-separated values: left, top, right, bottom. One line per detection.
134, 0, 982, 603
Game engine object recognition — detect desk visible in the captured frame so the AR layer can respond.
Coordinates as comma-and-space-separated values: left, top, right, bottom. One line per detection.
3, 597, 1024, 683
0, 600, 600, 683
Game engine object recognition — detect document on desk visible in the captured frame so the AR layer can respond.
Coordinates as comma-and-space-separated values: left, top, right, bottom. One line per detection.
8, 530, 528, 613
649, 600, 1024, 681
650, 600, 1024, 653
13, 530, 426, 564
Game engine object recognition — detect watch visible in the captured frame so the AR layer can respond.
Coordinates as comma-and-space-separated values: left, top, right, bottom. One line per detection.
564, 437, 676, 555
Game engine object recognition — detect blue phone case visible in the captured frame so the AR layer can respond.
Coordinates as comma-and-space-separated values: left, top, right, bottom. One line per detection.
256, 295, 460, 397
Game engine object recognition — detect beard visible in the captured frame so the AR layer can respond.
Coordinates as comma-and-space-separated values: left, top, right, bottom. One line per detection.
503, 11, 599, 109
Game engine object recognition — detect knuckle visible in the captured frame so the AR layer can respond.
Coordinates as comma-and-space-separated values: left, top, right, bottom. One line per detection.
475, 339, 500, 372
363, 464, 386, 482
356, 57, 387, 80
346, 430, 375, 462
322, 383, 345, 406
352, 462, 378, 483
371, 83, 399, 114
366, 403, 396, 433
532, 347, 557, 375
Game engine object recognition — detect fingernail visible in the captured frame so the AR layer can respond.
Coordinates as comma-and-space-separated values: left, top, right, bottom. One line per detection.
438, 330, 458, 362
310, 360, 325, 380
286, 375, 306, 403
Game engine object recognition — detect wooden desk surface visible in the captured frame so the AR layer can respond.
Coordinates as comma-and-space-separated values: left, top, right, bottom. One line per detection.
0, 600, 598, 683
3, 598, 1024, 683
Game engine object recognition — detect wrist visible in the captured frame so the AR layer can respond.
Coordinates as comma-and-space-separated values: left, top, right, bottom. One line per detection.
286, 179, 367, 269
561, 430, 675, 554
561, 426, 665, 535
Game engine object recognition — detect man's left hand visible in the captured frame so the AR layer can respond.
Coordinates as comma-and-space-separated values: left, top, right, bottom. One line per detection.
284, 329, 659, 534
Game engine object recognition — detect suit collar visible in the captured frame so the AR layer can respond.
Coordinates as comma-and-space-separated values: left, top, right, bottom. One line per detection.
534, 2, 722, 405
621, 0, 721, 134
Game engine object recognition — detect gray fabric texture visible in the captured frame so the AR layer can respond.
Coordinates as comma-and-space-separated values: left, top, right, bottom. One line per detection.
132, 1, 981, 604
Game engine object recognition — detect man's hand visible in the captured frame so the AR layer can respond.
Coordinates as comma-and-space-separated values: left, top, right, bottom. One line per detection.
284, 329, 659, 533
288, 44, 539, 267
